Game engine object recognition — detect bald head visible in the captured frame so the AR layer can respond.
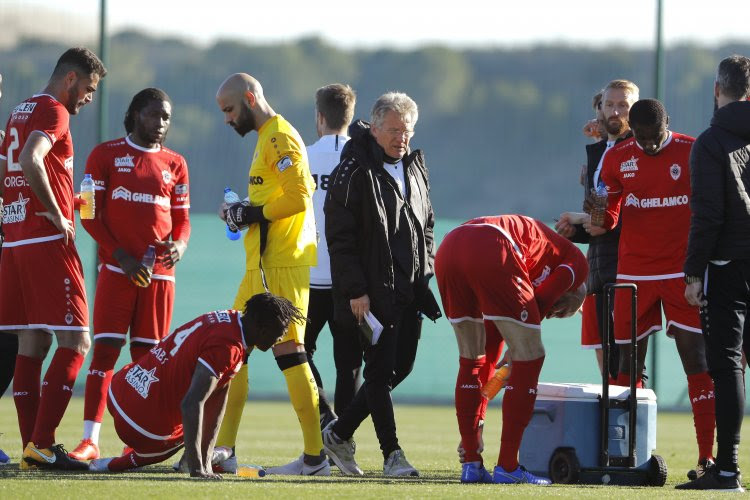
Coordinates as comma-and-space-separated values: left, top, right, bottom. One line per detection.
217, 73, 271, 136
216, 73, 264, 102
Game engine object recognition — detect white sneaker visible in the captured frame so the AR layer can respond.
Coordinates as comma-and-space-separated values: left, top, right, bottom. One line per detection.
322, 420, 363, 476
265, 454, 331, 476
172, 447, 237, 473
384, 449, 419, 477
89, 457, 114, 472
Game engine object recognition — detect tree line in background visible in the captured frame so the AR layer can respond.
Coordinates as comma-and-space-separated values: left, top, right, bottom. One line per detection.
2, 34, 747, 219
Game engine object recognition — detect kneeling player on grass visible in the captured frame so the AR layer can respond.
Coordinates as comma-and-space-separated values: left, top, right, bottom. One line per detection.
435, 215, 588, 485
89, 293, 305, 478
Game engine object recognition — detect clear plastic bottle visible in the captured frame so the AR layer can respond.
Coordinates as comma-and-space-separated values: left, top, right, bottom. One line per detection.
237, 465, 266, 478
224, 187, 241, 241
136, 244, 156, 288
481, 364, 511, 400
590, 182, 608, 227
80, 173, 95, 219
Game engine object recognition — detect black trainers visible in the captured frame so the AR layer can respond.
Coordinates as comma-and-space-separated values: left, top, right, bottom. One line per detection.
22, 443, 89, 471
687, 457, 715, 481
676, 467, 744, 491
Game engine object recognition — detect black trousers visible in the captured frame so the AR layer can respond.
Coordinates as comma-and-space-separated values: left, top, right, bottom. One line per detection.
594, 292, 620, 379
305, 288, 363, 414
334, 302, 422, 459
702, 260, 750, 473
0, 331, 17, 397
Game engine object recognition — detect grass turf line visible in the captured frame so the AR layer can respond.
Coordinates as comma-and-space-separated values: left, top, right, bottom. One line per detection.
0, 399, 747, 498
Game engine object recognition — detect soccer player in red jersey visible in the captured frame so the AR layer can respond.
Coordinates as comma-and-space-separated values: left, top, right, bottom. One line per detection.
598, 99, 716, 479
435, 215, 588, 485
68, 88, 192, 461
0, 47, 106, 471
88, 293, 305, 478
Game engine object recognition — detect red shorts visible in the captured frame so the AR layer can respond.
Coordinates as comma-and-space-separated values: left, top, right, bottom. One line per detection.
93, 265, 175, 345
580, 294, 601, 349
435, 224, 541, 329
0, 237, 88, 332
614, 277, 701, 344
107, 383, 183, 458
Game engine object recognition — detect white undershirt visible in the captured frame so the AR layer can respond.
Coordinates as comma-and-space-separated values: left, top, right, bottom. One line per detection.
383, 160, 406, 196
592, 140, 616, 188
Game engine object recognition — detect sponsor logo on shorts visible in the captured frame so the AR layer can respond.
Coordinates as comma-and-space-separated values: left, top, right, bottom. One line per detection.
162, 170, 172, 183
112, 186, 170, 208
175, 184, 188, 195
532, 266, 551, 287
115, 154, 135, 168
620, 156, 639, 172
624, 193, 688, 209
125, 364, 160, 399
2, 192, 30, 224
670, 164, 681, 180
276, 156, 293, 172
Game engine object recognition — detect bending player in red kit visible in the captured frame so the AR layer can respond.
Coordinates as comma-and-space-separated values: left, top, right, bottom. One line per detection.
598, 99, 715, 480
88, 293, 305, 478
70, 88, 191, 460
435, 215, 588, 485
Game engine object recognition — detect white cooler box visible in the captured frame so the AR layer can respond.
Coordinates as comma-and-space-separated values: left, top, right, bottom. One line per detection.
518, 383, 661, 484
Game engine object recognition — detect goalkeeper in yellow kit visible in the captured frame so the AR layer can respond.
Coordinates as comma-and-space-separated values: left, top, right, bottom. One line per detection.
214, 73, 326, 475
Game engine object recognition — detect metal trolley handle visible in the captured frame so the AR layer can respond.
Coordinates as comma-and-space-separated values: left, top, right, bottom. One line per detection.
600, 283, 638, 468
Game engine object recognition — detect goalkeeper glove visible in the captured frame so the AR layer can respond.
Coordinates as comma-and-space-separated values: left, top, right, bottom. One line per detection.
225, 202, 267, 232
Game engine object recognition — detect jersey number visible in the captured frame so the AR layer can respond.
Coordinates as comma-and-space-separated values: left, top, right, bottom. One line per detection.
6, 128, 22, 172
311, 174, 330, 191
169, 321, 203, 356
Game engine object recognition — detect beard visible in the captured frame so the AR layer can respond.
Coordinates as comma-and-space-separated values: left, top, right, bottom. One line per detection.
232, 103, 256, 137
604, 116, 628, 136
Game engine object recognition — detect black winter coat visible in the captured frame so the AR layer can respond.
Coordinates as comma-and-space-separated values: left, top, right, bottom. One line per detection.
685, 101, 750, 276
324, 121, 441, 327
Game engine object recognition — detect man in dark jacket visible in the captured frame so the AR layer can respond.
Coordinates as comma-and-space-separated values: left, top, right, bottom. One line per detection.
680, 54, 750, 492
556, 80, 638, 376
322, 92, 440, 477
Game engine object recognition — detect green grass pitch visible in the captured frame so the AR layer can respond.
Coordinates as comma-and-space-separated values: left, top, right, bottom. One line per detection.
0, 399, 747, 498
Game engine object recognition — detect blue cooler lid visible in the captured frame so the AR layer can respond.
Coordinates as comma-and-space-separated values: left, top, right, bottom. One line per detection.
536, 383, 657, 402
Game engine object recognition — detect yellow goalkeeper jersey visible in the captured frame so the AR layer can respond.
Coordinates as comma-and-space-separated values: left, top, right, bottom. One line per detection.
243, 114, 317, 269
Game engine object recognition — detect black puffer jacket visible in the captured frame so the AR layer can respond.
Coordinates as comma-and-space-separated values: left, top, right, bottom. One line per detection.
685, 101, 750, 276
324, 120, 440, 327
570, 135, 629, 294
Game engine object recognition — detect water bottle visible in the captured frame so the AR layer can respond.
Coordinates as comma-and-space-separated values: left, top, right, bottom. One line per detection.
224, 187, 241, 241
237, 465, 266, 478
481, 364, 511, 400
136, 245, 156, 288
590, 182, 608, 227
80, 174, 95, 219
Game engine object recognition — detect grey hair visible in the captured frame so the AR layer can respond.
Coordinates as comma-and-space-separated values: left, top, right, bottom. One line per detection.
370, 92, 418, 129
717, 55, 750, 101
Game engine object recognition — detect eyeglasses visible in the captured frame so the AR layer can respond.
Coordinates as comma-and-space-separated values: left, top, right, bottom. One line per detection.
385, 128, 414, 138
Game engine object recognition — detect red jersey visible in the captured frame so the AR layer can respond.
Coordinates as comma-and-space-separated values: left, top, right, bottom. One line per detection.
83, 136, 190, 276
0, 94, 75, 245
109, 310, 246, 437
463, 215, 588, 291
600, 132, 694, 279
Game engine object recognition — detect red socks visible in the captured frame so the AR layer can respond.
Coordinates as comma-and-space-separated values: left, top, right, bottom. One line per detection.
108, 448, 176, 471
498, 356, 545, 471
456, 357, 485, 463
13, 355, 43, 448
129, 343, 151, 362
687, 372, 716, 461
31, 348, 84, 449
84, 343, 122, 422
